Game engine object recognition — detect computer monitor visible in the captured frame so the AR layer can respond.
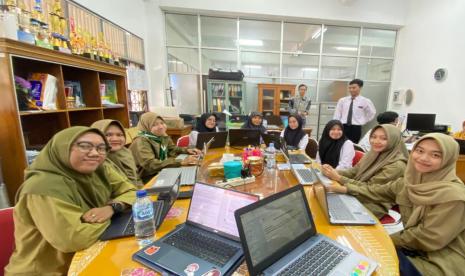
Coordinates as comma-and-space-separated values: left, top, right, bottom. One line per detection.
406, 113, 436, 132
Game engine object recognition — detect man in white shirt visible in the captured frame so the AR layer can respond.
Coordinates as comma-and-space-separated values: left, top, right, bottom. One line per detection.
358, 111, 399, 152
333, 79, 376, 143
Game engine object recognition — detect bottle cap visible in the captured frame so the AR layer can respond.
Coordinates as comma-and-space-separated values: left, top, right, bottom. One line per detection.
136, 190, 147, 198
269, 143, 274, 148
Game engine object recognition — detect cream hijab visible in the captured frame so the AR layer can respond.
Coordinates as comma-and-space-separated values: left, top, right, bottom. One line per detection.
353, 124, 409, 181
401, 133, 465, 228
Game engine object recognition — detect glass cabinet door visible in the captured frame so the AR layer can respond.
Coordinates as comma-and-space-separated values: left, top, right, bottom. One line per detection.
279, 89, 292, 115
228, 83, 243, 114
261, 89, 275, 114
210, 82, 226, 112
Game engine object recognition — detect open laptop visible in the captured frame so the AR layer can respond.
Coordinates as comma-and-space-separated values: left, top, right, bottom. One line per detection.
234, 185, 378, 276
262, 133, 283, 149
291, 164, 332, 186
196, 131, 228, 149
228, 129, 261, 147
281, 142, 312, 164
313, 177, 376, 225
455, 138, 465, 155
100, 176, 180, 241
133, 182, 260, 276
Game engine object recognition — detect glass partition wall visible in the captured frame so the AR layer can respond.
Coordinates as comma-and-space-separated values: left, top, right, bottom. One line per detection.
165, 13, 397, 118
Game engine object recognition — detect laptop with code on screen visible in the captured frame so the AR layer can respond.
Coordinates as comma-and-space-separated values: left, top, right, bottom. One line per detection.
234, 185, 377, 276
133, 182, 259, 275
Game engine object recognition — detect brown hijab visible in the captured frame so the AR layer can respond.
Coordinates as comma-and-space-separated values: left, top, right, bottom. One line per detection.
401, 133, 465, 228
91, 119, 143, 187
353, 124, 409, 181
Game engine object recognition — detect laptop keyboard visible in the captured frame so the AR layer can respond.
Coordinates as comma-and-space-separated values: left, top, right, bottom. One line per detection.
279, 240, 349, 276
289, 154, 310, 164
180, 166, 197, 185
327, 196, 356, 221
296, 169, 315, 183
163, 227, 240, 267
123, 201, 164, 235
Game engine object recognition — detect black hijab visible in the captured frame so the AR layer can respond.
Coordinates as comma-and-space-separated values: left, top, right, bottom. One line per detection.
195, 113, 217, 133
318, 120, 348, 168
241, 112, 267, 135
284, 114, 306, 147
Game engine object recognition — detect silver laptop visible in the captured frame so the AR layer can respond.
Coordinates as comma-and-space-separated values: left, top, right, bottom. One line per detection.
234, 185, 378, 276
146, 168, 182, 194
291, 164, 332, 186
313, 177, 376, 225
132, 182, 260, 276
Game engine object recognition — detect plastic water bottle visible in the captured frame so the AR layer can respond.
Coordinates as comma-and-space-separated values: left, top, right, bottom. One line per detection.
265, 143, 276, 170
133, 190, 155, 247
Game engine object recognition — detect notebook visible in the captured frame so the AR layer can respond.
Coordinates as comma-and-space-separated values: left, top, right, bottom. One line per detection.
196, 131, 228, 150
234, 185, 378, 276
100, 177, 180, 241
228, 129, 261, 147
290, 164, 332, 186
281, 142, 312, 164
313, 177, 376, 225
133, 182, 260, 275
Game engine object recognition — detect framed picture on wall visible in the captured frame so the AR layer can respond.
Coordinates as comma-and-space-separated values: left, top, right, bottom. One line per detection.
392, 89, 404, 105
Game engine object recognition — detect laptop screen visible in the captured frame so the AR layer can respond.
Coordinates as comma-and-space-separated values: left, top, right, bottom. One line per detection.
237, 186, 314, 270
187, 183, 259, 239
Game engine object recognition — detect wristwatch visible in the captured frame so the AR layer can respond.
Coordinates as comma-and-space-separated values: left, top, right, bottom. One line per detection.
109, 202, 124, 213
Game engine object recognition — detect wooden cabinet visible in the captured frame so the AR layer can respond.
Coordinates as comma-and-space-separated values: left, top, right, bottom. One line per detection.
0, 38, 129, 202
257, 84, 296, 116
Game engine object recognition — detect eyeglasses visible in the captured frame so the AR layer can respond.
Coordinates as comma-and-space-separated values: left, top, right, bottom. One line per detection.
73, 142, 109, 155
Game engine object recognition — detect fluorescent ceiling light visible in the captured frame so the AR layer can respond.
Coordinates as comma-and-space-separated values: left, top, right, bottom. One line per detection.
334, 46, 358, 51
243, 64, 262, 69
312, 27, 327, 39
238, 39, 263, 46
168, 60, 184, 64
302, 67, 318, 72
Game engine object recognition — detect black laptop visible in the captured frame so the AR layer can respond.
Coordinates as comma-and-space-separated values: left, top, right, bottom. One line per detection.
234, 185, 377, 276
133, 182, 260, 275
228, 129, 261, 147
456, 139, 465, 155
99, 176, 180, 241
195, 131, 228, 149
281, 142, 312, 164
262, 133, 283, 149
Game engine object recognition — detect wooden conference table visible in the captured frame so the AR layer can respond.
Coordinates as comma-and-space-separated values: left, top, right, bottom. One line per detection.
69, 148, 399, 276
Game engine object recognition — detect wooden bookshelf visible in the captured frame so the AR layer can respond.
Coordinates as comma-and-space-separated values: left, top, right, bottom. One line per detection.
258, 83, 297, 116
0, 38, 130, 202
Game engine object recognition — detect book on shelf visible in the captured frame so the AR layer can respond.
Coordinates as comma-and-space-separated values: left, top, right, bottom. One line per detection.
100, 80, 118, 106
29, 73, 58, 110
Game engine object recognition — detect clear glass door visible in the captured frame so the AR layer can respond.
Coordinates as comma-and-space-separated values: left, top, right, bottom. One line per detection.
228, 83, 243, 114
262, 89, 275, 114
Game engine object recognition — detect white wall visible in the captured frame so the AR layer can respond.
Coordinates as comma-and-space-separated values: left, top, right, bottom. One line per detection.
389, 0, 465, 131
159, 0, 408, 27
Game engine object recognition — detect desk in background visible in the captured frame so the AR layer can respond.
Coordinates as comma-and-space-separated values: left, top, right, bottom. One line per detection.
457, 155, 465, 182
69, 148, 398, 276
166, 125, 192, 143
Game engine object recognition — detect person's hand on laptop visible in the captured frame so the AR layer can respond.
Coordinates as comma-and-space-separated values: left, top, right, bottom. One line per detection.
181, 155, 199, 166
187, 148, 202, 155
321, 164, 342, 182
326, 184, 348, 194
82, 206, 114, 223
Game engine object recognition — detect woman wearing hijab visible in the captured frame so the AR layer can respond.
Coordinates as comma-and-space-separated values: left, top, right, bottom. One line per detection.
5, 127, 136, 275
316, 120, 355, 169
328, 133, 465, 275
91, 119, 143, 187
189, 113, 219, 147
129, 112, 200, 182
280, 114, 308, 150
241, 111, 267, 135
321, 124, 409, 218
